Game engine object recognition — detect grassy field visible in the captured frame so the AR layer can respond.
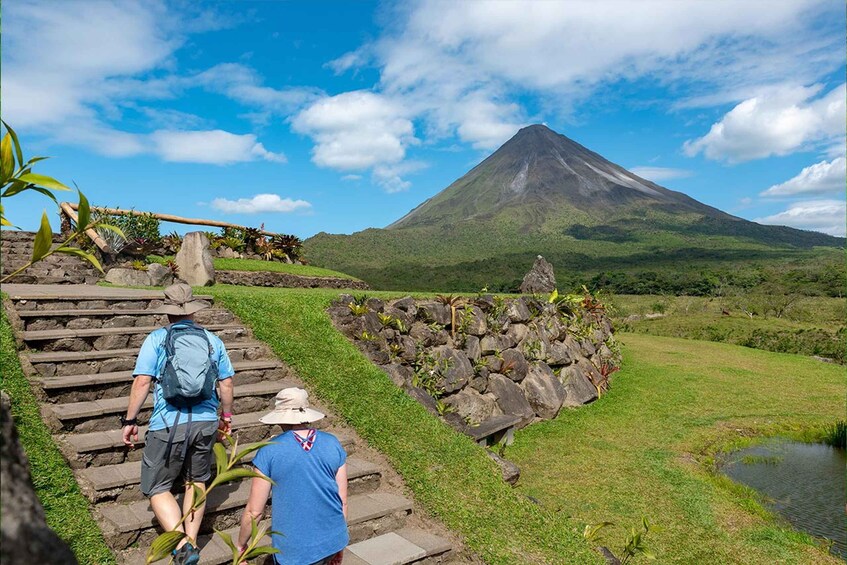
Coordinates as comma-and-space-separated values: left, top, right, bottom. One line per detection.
610, 295, 845, 363
0, 309, 116, 564
148, 255, 360, 280
509, 333, 844, 564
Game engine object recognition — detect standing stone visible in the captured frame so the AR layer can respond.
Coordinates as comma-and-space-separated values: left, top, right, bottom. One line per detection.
1, 392, 78, 564
520, 255, 556, 295
487, 374, 535, 427
521, 363, 566, 419
175, 232, 215, 286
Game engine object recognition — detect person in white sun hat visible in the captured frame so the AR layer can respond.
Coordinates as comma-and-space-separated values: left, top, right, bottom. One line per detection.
237, 387, 348, 565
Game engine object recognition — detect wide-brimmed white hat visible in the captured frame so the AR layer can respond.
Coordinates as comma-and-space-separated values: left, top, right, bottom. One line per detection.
156, 283, 211, 316
259, 388, 325, 425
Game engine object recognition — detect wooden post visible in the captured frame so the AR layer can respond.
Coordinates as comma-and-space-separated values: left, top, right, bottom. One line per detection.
58, 202, 114, 255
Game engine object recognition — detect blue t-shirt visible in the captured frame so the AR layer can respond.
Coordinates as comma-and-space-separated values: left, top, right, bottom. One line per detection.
132, 322, 235, 431
252, 431, 349, 564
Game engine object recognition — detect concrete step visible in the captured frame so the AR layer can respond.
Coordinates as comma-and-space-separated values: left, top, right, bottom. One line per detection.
101, 486, 412, 551
17, 308, 236, 331
23, 323, 246, 342
79, 452, 376, 503
39, 359, 286, 402
345, 528, 453, 565
45, 380, 294, 433
28, 338, 266, 365
3, 284, 212, 302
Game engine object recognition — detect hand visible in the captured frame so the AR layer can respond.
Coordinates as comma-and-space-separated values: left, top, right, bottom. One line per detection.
218, 418, 232, 441
329, 550, 343, 565
122, 424, 139, 448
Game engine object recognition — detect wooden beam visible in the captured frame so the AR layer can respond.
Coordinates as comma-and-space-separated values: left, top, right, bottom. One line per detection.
63, 203, 280, 237
59, 202, 114, 255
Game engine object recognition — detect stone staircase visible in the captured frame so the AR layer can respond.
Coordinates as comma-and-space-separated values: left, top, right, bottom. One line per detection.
3, 284, 466, 565
1, 230, 102, 284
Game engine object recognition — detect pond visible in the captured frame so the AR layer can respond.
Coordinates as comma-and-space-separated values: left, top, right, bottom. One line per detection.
721, 438, 846, 559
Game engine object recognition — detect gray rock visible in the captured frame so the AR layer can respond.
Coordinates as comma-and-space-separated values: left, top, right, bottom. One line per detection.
405, 386, 438, 416
559, 360, 599, 406
521, 363, 566, 419
487, 374, 535, 427
418, 302, 451, 326
520, 255, 557, 295
442, 388, 497, 425
216, 246, 241, 259
546, 340, 576, 366
397, 335, 418, 363
475, 294, 496, 311
462, 305, 487, 336
104, 267, 151, 287
469, 375, 488, 393
410, 322, 437, 347
480, 334, 517, 355
175, 232, 215, 286
1, 392, 78, 564
365, 298, 384, 313
463, 335, 481, 361
432, 345, 473, 393
500, 348, 530, 382
146, 262, 173, 287
384, 307, 413, 331
506, 298, 532, 323
506, 323, 529, 344
392, 296, 417, 316
382, 363, 413, 387
486, 450, 521, 485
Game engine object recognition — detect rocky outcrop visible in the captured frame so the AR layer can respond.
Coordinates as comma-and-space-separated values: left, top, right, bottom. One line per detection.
216, 270, 369, 290
1, 392, 78, 564
520, 255, 556, 294
175, 232, 215, 286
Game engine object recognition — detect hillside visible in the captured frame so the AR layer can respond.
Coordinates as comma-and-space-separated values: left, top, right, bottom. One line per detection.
305, 125, 844, 294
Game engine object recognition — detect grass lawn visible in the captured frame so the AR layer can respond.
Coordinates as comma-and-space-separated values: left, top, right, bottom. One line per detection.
0, 308, 116, 564
208, 285, 603, 565
509, 333, 845, 564
148, 255, 361, 280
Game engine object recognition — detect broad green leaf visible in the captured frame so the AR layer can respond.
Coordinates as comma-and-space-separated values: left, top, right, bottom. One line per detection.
1, 216, 13, 227
24, 156, 49, 167
22, 185, 60, 206
145, 530, 185, 564
2, 179, 32, 197
56, 247, 103, 273
209, 467, 273, 489
17, 172, 70, 191
1, 134, 13, 183
583, 521, 613, 542
213, 442, 228, 477
548, 288, 559, 303
76, 190, 91, 234
233, 440, 274, 464
243, 546, 279, 559
215, 527, 237, 552
31, 212, 53, 262
250, 516, 259, 541
2, 121, 23, 168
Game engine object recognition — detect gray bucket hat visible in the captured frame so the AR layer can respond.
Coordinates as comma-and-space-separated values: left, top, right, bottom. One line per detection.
156, 283, 211, 316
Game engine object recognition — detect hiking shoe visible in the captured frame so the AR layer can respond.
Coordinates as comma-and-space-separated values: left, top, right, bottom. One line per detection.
172, 542, 201, 565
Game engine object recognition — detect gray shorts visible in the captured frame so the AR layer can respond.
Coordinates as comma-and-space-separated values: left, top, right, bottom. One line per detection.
140, 421, 219, 497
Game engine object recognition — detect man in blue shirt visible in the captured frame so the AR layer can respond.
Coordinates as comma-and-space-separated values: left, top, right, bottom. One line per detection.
236, 388, 348, 565
122, 283, 235, 565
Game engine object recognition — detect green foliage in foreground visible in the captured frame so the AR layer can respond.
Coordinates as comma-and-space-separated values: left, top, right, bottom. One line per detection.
510, 333, 844, 564
0, 308, 116, 564
147, 256, 360, 281
207, 285, 602, 565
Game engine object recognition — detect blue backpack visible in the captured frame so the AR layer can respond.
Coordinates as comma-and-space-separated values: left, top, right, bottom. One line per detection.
159, 321, 219, 409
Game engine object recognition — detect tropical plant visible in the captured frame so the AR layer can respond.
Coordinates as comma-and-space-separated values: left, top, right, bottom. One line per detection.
160, 231, 182, 255
270, 234, 302, 261
583, 517, 659, 564
348, 303, 369, 316
377, 313, 395, 328
0, 122, 125, 283
145, 433, 277, 564
360, 330, 378, 342
165, 259, 180, 275
130, 260, 148, 271
392, 317, 408, 334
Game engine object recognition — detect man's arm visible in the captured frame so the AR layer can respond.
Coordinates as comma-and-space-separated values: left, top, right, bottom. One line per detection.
217, 377, 234, 438
122, 375, 152, 447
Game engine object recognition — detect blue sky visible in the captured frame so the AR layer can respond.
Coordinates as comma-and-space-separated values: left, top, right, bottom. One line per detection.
3, 0, 845, 238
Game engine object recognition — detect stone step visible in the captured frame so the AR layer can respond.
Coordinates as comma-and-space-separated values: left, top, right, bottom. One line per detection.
27, 339, 266, 364
45, 380, 293, 433
3, 284, 212, 302
79, 451, 375, 503
22, 323, 246, 342
101, 486, 413, 551
38, 359, 285, 402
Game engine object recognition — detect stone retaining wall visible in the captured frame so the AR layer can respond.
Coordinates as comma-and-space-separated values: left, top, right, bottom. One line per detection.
328, 292, 620, 435
217, 269, 369, 290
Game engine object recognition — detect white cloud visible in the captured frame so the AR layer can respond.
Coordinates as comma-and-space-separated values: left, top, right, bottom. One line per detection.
628, 166, 693, 182
755, 199, 846, 237
210, 194, 312, 214
761, 157, 846, 198
194, 63, 322, 114
150, 130, 286, 165
341, 175, 363, 181
372, 161, 429, 193
683, 83, 846, 162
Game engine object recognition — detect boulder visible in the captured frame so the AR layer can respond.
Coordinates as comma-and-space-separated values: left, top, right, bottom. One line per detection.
146, 262, 173, 287
410, 322, 437, 346
365, 298, 384, 313
506, 298, 532, 323
384, 307, 413, 331
546, 336, 579, 366
500, 348, 530, 382
104, 267, 151, 287
382, 363, 413, 387
520, 255, 557, 294
396, 336, 418, 363
521, 363, 566, 419
506, 323, 529, 344
417, 302, 451, 326
442, 388, 497, 425
487, 374, 535, 427
462, 306, 487, 336
432, 345, 474, 393
1, 392, 78, 564
463, 335, 481, 361
392, 296, 417, 316
475, 295, 496, 311
480, 334, 517, 355
175, 232, 215, 286
559, 360, 599, 406
486, 450, 521, 485
216, 246, 241, 259
405, 386, 439, 416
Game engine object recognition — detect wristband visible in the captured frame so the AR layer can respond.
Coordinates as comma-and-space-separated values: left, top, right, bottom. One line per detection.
221, 412, 233, 420
120, 416, 137, 426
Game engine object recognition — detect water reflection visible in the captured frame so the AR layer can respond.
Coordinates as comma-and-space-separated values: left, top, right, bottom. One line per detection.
722, 438, 846, 559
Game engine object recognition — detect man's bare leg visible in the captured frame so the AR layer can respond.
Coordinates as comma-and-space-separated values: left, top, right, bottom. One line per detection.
182, 481, 208, 544
150, 491, 189, 548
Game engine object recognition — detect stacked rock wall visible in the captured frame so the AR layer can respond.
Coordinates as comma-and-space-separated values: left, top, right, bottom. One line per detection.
328, 292, 621, 433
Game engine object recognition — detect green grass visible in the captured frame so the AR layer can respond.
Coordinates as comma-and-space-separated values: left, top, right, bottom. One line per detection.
207, 285, 603, 565
508, 333, 845, 564
147, 255, 360, 280
0, 308, 116, 564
